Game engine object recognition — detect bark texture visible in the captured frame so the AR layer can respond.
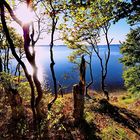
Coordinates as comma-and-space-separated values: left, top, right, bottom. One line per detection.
73, 56, 86, 122
0, 1, 36, 120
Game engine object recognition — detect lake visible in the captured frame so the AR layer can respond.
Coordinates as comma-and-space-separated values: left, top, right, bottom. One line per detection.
11, 44, 124, 92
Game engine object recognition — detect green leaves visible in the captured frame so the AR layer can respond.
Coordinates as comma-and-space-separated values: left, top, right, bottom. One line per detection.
120, 27, 140, 66
120, 27, 140, 94
0, 25, 23, 49
113, 0, 140, 25
123, 66, 140, 94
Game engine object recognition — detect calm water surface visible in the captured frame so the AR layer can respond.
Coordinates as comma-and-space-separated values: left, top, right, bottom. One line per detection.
11, 45, 124, 92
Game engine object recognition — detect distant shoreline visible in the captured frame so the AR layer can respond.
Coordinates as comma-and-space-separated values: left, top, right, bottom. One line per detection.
35, 44, 121, 47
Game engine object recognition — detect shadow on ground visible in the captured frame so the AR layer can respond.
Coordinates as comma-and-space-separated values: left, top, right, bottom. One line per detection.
96, 99, 140, 136
0, 117, 49, 140
1, 115, 101, 140
76, 119, 101, 140
49, 116, 100, 140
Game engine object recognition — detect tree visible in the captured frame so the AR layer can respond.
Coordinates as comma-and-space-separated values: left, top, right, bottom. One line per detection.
114, 0, 140, 94
0, 24, 23, 73
62, 0, 114, 99
41, 0, 67, 109
114, 0, 140, 25
120, 27, 140, 94
64, 29, 95, 98
0, 0, 36, 121
41, 0, 60, 110
0, 0, 45, 121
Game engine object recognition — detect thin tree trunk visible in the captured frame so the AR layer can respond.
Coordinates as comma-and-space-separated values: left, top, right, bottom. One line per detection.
3, 46, 6, 72
14, 63, 21, 83
48, 3, 58, 110
0, 50, 2, 72
0, 57, 2, 72
85, 54, 93, 97
48, 30, 57, 110
15, 48, 23, 82
91, 40, 109, 100
6, 46, 10, 73
102, 24, 111, 100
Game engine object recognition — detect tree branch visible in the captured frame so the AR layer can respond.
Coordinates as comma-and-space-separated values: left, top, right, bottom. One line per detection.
3, 0, 22, 27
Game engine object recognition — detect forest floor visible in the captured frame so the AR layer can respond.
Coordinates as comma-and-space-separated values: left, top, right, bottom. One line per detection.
0, 89, 140, 140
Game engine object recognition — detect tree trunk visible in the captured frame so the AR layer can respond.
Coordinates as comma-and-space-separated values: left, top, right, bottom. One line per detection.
0, 3, 36, 121
33, 66, 44, 118
23, 24, 44, 119
3, 46, 6, 72
0, 57, 2, 72
73, 56, 85, 122
85, 55, 93, 97
73, 84, 84, 121
48, 11, 58, 110
6, 46, 10, 73
0, 48, 2, 72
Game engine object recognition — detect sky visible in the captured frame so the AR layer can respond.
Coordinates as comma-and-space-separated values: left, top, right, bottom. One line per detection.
10, 2, 131, 46
37, 19, 131, 45
106, 19, 131, 45
11, 18, 131, 45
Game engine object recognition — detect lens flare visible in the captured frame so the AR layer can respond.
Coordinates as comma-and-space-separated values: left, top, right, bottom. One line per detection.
15, 3, 34, 24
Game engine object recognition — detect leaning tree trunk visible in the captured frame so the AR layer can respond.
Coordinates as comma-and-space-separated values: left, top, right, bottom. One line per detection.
85, 54, 93, 97
3, 46, 6, 72
73, 55, 86, 123
6, 46, 10, 73
23, 24, 43, 119
0, 2, 36, 121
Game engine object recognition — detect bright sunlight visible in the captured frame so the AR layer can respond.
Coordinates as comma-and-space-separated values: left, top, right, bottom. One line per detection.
15, 3, 34, 24
26, 61, 44, 83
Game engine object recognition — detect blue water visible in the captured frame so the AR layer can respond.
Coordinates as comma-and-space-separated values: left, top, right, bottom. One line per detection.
36, 44, 124, 92
10, 44, 124, 92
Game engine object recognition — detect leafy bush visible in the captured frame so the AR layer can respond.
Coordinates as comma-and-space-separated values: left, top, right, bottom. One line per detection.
123, 66, 140, 94
120, 27, 140, 94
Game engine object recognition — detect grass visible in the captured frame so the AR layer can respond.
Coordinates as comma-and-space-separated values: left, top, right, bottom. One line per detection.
101, 124, 129, 140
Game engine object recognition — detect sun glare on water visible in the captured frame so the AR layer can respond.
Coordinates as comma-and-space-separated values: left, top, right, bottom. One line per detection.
15, 3, 34, 24
26, 62, 44, 83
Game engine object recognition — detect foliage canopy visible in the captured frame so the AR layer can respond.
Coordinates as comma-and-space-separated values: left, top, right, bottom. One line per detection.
120, 27, 140, 94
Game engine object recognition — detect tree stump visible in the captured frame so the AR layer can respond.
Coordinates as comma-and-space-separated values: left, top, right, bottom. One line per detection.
73, 55, 86, 123
73, 83, 84, 121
